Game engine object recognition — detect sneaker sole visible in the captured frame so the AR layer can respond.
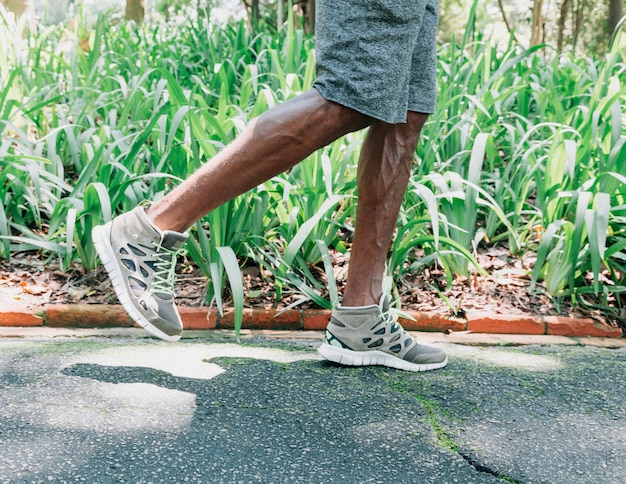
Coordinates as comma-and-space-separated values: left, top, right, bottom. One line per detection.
317, 343, 447, 372
92, 224, 182, 342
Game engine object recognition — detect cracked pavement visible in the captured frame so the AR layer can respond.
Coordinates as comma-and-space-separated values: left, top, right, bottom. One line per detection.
0, 335, 625, 483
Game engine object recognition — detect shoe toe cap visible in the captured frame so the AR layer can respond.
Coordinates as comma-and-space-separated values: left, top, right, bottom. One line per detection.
408, 343, 447, 364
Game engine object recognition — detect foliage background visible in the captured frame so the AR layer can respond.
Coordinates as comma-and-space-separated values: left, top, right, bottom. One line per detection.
1, 0, 625, 330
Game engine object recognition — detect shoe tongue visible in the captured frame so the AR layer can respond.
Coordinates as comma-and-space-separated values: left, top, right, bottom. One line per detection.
160, 230, 188, 250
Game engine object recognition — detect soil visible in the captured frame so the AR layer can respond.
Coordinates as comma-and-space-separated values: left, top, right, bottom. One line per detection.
1, 247, 622, 330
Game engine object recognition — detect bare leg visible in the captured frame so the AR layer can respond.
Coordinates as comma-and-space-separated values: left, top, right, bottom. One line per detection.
148, 89, 370, 232
342, 111, 429, 307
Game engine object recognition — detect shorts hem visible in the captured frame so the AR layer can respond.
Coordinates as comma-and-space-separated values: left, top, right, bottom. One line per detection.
314, 85, 409, 124
408, 103, 436, 115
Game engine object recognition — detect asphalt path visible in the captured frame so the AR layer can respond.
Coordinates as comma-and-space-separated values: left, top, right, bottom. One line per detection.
0, 335, 625, 483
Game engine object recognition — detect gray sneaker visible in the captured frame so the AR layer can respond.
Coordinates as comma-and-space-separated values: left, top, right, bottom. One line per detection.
92, 206, 188, 341
318, 297, 448, 372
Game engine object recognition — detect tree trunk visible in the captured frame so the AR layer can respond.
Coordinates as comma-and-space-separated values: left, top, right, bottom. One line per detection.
305, 0, 315, 34
557, 0, 571, 51
497, 0, 518, 43
277, 0, 283, 30
530, 0, 544, 47
572, 0, 587, 52
609, 0, 624, 34
125, 0, 145, 24
251, 0, 259, 32
242, 0, 260, 33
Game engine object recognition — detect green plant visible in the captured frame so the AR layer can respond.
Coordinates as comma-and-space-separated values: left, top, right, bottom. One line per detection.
1, 3, 625, 327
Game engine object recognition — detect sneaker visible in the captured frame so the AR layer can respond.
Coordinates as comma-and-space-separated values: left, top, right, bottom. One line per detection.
318, 297, 448, 372
92, 206, 188, 341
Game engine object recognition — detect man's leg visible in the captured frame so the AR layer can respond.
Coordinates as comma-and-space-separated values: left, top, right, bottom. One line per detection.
92, 89, 371, 341
342, 111, 429, 307
148, 89, 371, 232
318, 111, 448, 371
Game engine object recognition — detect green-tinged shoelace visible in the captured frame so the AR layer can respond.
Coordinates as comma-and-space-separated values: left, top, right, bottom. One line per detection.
370, 305, 401, 334
379, 303, 408, 338
380, 305, 396, 326
151, 244, 183, 297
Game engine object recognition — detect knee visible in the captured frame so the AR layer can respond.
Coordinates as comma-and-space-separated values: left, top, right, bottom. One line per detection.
407, 110, 430, 127
319, 97, 372, 133
401, 111, 429, 147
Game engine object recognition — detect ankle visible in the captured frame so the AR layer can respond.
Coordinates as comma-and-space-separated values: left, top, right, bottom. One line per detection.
335, 303, 379, 311
340, 293, 381, 308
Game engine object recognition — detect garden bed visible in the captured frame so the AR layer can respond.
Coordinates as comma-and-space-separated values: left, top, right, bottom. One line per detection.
2, 248, 620, 330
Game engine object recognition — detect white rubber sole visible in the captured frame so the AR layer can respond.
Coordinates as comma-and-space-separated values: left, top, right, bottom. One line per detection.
317, 343, 448, 372
92, 224, 181, 342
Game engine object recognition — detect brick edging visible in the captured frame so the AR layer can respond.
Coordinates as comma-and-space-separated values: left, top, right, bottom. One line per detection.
0, 304, 622, 339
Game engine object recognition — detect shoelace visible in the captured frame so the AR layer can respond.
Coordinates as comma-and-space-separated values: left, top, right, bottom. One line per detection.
372, 305, 401, 332
379, 305, 415, 348
380, 304, 397, 326
151, 243, 183, 297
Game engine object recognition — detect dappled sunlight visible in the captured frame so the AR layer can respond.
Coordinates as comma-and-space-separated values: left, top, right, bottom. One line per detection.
449, 346, 565, 372
71, 344, 226, 380
2, 337, 624, 483
70, 342, 318, 380
53, 343, 319, 434
459, 413, 626, 482
474, 349, 564, 372
44, 382, 196, 433
0, 434, 91, 480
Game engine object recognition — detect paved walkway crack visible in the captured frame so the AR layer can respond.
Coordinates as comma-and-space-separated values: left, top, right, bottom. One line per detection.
384, 375, 524, 483
458, 451, 524, 483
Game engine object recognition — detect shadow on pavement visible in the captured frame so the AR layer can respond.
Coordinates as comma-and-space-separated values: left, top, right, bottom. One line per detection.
1, 340, 625, 483
59, 357, 496, 483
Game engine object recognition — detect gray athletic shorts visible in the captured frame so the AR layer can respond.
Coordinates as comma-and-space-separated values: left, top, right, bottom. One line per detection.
313, 0, 440, 124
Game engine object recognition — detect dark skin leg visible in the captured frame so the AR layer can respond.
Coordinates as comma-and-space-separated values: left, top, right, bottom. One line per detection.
147, 88, 427, 310
341, 111, 429, 307
148, 89, 370, 232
